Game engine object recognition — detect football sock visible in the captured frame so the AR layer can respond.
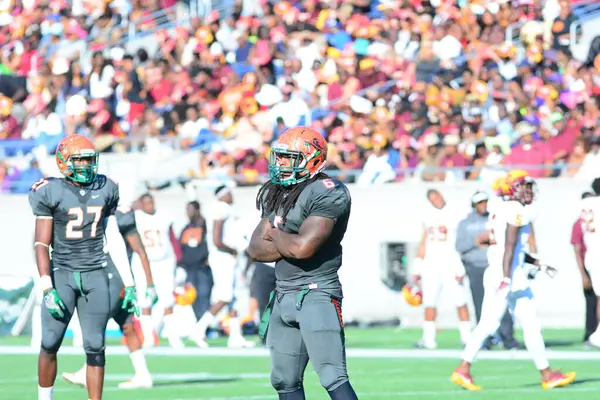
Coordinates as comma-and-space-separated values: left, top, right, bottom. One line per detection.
130, 350, 150, 377
139, 315, 154, 344
459, 321, 472, 344
278, 387, 306, 399
163, 314, 177, 337
328, 381, 358, 400
77, 363, 86, 377
423, 321, 436, 346
38, 385, 53, 400
522, 319, 549, 370
193, 312, 216, 338
228, 316, 243, 339
462, 311, 505, 364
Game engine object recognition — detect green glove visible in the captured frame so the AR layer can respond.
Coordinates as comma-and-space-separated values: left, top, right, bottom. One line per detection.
43, 289, 66, 319
146, 285, 158, 307
122, 286, 140, 317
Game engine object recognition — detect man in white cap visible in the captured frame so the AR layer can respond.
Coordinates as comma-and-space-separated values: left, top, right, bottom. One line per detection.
455, 192, 492, 329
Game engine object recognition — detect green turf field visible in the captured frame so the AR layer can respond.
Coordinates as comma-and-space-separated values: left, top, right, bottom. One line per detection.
3, 327, 600, 400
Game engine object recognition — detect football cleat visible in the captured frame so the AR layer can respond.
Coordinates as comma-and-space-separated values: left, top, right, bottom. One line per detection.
414, 339, 437, 350
62, 370, 87, 388
451, 369, 482, 391
118, 374, 153, 389
541, 370, 576, 390
167, 335, 185, 349
402, 284, 422, 307
227, 336, 256, 348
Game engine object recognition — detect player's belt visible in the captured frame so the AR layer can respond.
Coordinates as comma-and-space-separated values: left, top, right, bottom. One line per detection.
258, 289, 311, 341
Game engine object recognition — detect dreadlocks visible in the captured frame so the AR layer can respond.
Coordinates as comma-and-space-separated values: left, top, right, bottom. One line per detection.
256, 173, 330, 221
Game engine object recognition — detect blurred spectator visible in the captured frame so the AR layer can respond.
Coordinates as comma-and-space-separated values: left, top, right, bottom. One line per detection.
572, 191, 596, 345
1, 0, 600, 192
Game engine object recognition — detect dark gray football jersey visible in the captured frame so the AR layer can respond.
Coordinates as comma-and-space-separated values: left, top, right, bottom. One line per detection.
28, 175, 119, 271
262, 178, 351, 295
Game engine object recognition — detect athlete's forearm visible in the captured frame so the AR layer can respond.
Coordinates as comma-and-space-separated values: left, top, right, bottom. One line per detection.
248, 232, 281, 262
268, 229, 309, 259
248, 218, 282, 262
34, 218, 52, 288
528, 224, 537, 254
35, 246, 51, 279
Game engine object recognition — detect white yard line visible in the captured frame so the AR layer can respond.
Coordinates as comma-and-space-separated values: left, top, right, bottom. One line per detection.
172, 386, 599, 400
1, 345, 600, 360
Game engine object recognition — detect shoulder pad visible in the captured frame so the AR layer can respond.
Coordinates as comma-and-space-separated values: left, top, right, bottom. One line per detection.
212, 201, 231, 221
307, 177, 345, 195
105, 175, 119, 188
29, 177, 57, 193
117, 206, 132, 214
505, 201, 529, 227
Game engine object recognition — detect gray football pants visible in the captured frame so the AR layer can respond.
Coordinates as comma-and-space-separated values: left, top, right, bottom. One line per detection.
41, 267, 111, 358
266, 290, 349, 393
106, 257, 133, 327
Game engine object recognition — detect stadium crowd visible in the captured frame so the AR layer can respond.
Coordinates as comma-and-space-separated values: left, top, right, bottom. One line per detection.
1, 0, 600, 193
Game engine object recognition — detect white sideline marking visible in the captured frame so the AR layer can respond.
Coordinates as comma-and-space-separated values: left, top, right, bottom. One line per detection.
173, 386, 599, 400
2, 345, 600, 360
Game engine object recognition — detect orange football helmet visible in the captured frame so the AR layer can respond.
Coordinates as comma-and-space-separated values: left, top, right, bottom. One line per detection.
402, 284, 423, 307
174, 283, 197, 306
268, 127, 328, 186
56, 135, 99, 185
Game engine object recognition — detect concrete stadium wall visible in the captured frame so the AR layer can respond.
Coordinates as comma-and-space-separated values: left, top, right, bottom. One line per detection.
0, 178, 591, 328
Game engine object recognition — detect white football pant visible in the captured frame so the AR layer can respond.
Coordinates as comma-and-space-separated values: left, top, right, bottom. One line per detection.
462, 266, 549, 370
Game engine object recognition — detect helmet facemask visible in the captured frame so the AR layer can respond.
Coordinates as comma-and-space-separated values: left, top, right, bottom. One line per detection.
59, 149, 99, 185
512, 177, 535, 205
268, 144, 324, 187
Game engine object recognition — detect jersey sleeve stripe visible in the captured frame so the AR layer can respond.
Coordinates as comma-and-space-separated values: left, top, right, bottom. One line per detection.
35, 216, 54, 219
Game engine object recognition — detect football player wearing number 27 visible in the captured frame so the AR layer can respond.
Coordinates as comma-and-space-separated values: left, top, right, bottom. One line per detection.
248, 127, 358, 400
29, 135, 138, 400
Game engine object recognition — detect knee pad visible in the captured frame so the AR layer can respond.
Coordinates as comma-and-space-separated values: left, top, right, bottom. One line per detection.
83, 333, 106, 355
317, 364, 348, 391
271, 369, 302, 393
40, 331, 63, 354
86, 352, 105, 367
328, 381, 358, 400
277, 387, 306, 400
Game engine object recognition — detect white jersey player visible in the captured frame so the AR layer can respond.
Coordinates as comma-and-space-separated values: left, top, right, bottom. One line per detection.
131, 193, 182, 349
189, 185, 254, 349
452, 173, 575, 391
413, 189, 470, 349
580, 178, 600, 347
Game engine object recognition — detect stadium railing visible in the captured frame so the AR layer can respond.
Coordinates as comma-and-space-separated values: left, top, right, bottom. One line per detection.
0, 161, 586, 193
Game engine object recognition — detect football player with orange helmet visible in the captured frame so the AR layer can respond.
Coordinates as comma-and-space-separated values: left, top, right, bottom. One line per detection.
29, 135, 138, 400
248, 127, 358, 400
63, 203, 157, 390
451, 170, 575, 391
